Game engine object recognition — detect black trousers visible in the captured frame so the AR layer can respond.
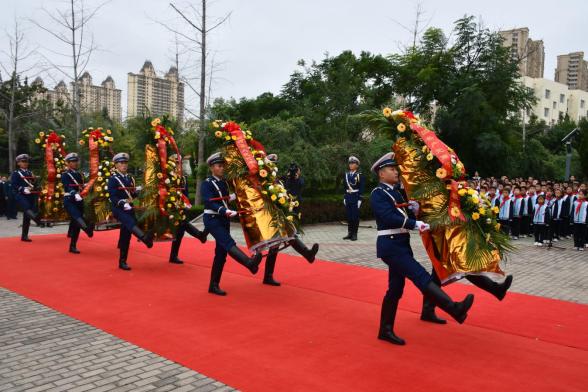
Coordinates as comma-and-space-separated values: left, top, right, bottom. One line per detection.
511, 217, 521, 237
498, 219, 510, 236
520, 216, 530, 235
573, 223, 587, 248
534, 224, 546, 243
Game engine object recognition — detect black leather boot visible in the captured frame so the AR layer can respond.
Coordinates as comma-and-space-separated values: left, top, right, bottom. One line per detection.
208, 259, 226, 296
69, 230, 80, 254
21, 215, 32, 242
343, 228, 352, 240
420, 271, 447, 324
289, 237, 319, 263
185, 223, 207, 244
25, 209, 42, 226
466, 274, 513, 301
169, 239, 184, 264
131, 226, 153, 248
263, 248, 280, 286
377, 295, 405, 345
350, 223, 358, 241
75, 217, 94, 238
228, 246, 262, 274
118, 247, 131, 271
422, 282, 474, 324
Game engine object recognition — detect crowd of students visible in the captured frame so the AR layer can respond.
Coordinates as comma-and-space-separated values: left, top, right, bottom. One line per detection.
469, 173, 588, 251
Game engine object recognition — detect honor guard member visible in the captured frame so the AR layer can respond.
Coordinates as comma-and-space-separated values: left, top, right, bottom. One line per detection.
370, 152, 474, 346
62, 153, 94, 253
262, 153, 319, 286
343, 156, 364, 241
11, 154, 42, 241
108, 153, 153, 271
167, 154, 207, 264
202, 152, 262, 295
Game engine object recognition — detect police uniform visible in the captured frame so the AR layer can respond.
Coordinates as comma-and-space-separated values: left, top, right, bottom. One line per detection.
343, 156, 364, 241
370, 152, 473, 345
10, 154, 42, 241
62, 153, 94, 254
202, 152, 262, 295
167, 154, 208, 264
107, 153, 153, 271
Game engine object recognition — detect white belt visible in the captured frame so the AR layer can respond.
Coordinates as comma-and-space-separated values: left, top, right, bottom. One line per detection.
346, 189, 359, 193
378, 229, 409, 236
204, 209, 219, 215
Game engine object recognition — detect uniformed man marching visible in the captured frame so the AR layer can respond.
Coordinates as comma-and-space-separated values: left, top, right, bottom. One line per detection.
62, 153, 94, 253
10, 154, 42, 241
262, 153, 319, 286
201, 152, 262, 295
107, 153, 153, 271
168, 153, 207, 264
343, 156, 364, 241
370, 152, 474, 345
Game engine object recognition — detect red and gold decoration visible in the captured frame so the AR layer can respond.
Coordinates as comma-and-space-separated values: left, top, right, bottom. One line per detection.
365, 108, 512, 284
213, 120, 299, 252
79, 127, 117, 229
34, 131, 69, 222
138, 117, 191, 240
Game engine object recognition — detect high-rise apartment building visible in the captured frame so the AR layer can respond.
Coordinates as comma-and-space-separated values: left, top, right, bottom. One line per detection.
499, 27, 545, 78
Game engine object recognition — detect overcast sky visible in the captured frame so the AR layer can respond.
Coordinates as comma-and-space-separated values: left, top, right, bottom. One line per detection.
2, 0, 587, 117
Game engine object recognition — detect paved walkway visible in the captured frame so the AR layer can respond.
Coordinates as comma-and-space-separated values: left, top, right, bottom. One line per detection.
1, 214, 586, 391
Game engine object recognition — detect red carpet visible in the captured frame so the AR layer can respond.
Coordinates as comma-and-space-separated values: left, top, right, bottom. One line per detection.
0, 231, 586, 391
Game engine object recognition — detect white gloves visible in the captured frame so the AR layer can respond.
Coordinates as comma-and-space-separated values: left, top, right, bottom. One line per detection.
229, 193, 237, 202
415, 220, 430, 232
358, 200, 362, 208
23, 187, 31, 195
135, 186, 143, 192
123, 202, 132, 211
74, 194, 83, 202
408, 200, 420, 215
225, 209, 238, 218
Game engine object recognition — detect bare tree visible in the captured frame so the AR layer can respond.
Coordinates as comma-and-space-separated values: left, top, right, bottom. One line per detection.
30, 0, 107, 145
168, 1, 231, 204
0, 19, 40, 172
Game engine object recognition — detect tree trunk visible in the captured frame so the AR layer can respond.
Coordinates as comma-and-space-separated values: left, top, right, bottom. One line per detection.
194, 0, 207, 205
8, 75, 16, 173
71, 0, 81, 147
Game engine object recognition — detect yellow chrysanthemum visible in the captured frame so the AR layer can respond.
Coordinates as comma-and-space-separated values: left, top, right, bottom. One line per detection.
39, 132, 45, 137
467, 189, 475, 195
35, 138, 41, 144
472, 212, 480, 221
225, 136, 231, 141
492, 206, 500, 214
450, 206, 461, 217
151, 118, 161, 127
458, 189, 467, 196
436, 168, 447, 179
95, 186, 102, 192
278, 197, 286, 205
287, 215, 294, 221
259, 169, 268, 178
215, 131, 223, 138
479, 208, 486, 215
495, 223, 501, 230
271, 194, 277, 201
471, 196, 479, 204
426, 153, 433, 161
397, 123, 406, 132
79, 140, 85, 146
422, 145, 429, 153
382, 107, 392, 117
156, 173, 163, 179
231, 135, 237, 141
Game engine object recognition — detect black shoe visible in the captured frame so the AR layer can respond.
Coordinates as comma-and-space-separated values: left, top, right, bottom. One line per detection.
208, 283, 227, 296
466, 274, 513, 301
169, 257, 184, 264
21, 237, 32, 242
378, 295, 405, 345
350, 234, 358, 241
119, 261, 131, 271
289, 238, 319, 263
342, 233, 352, 240
422, 282, 474, 324
496, 275, 513, 301
263, 276, 281, 286
25, 209, 42, 226
69, 246, 81, 254
420, 298, 447, 324
228, 246, 261, 274
75, 217, 94, 238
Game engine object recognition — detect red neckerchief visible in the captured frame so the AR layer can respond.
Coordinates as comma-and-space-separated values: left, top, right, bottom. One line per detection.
576, 198, 586, 215
515, 195, 523, 199
500, 196, 510, 207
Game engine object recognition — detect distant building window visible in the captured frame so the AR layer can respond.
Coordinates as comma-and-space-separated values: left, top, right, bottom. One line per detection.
581, 100, 586, 109
545, 89, 551, 99
553, 101, 557, 109
560, 94, 565, 103
559, 111, 564, 118
544, 108, 549, 117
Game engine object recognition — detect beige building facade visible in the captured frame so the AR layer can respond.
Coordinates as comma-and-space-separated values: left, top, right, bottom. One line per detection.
554, 52, 588, 92
499, 27, 545, 78
127, 61, 184, 124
